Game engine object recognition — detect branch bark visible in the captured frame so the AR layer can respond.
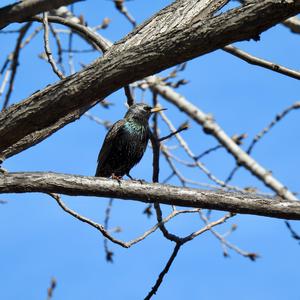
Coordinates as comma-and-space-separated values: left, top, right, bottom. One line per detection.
1, 0, 300, 160
0, 0, 82, 29
1, 172, 300, 220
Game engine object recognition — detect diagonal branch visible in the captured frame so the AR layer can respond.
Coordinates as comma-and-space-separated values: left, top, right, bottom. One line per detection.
1, 172, 300, 220
1, 0, 300, 160
146, 76, 297, 201
223, 45, 300, 80
2, 22, 32, 110
144, 243, 181, 300
0, 0, 83, 29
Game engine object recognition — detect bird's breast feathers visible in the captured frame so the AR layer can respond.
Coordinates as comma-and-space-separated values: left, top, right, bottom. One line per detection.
124, 120, 148, 136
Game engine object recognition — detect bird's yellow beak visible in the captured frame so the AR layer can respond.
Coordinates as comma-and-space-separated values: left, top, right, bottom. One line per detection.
151, 106, 167, 113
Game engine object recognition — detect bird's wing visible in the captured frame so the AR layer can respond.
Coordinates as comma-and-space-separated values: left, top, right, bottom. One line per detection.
97, 119, 125, 164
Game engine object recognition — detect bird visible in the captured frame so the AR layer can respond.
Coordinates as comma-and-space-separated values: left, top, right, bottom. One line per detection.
95, 103, 165, 179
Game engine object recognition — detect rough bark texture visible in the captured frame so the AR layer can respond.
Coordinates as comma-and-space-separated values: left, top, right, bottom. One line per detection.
1, 0, 300, 160
0, 0, 82, 29
1, 172, 300, 220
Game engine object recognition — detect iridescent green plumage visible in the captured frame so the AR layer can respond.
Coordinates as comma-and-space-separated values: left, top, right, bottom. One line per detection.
95, 103, 154, 178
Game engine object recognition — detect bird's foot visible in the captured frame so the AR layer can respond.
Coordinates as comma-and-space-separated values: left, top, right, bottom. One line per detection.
0, 167, 8, 175
126, 173, 145, 184
136, 179, 146, 184
112, 173, 123, 184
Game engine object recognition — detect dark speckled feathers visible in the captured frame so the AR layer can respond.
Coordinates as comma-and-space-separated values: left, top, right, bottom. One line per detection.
95, 103, 153, 178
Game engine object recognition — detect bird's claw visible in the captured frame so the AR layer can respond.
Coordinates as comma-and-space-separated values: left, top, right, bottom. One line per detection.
112, 174, 122, 184
137, 179, 146, 184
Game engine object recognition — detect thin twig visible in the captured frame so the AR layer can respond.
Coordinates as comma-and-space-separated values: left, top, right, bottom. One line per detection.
285, 221, 300, 243
124, 85, 135, 106
159, 110, 243, 192
42, 12, 64, 79
0, 69, 11, 99
225, 102, 300, 183
84, 112, 112, 129
113, 0, 137, 27
2, 22, 32, 110
49, 193, 130, 247
161, 146, 230, 190
247, 102, 300, 154
92, 17, 111, 31
48, 193, 203, 248
49, 23, 65, 75
159, 122, 189, 142
144, 243, 181, 300
151, 92, 181, 243
1, 25, 42, 101
31, 15, 110, 53
199, 212, 258, 260
196, 144, 222, 160
103, 198, 114, 262
67, 4, 75, 74
144, 212, 233, 299
46, 277, 57, 300
223, 45, 300, 80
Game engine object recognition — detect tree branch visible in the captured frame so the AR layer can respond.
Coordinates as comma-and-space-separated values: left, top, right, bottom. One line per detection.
1, 172, 300, 220
0, 0, 83, 29
144, 243, 181, 300
223, 44, 300, 80
146, 76, 297, 201
283, 16, 300, 34
1, 0, 300, 160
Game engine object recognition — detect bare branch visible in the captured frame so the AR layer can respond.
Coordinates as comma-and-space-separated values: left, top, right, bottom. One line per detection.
113, 0, 137, 28
0, 0, 83, 29
199, 211, 258, 260
2, 22, 32, 110
46, 277, 57, 300
247, 102, 300, 154
159, 110, 242, 191
144, 243, 181, 300
124, 85, 135, 106
103, 198, 114, 262
285, 221, 300, 242
226, 101, 300, 183
159, 121, 189, 142
42, 13, 64, 79
150, 92, 181, 243
31, 15, 110, 52
147, 76, 297, 201
144, 212, 233, 299
1, 172, 300, 220
48, 193, 204, 248
223, 45, 300, 80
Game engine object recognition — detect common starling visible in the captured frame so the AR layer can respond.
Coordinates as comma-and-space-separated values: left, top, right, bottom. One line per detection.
95, 103, 165, 179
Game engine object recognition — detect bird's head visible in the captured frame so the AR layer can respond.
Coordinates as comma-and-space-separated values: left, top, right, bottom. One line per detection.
124, 103, 166, 121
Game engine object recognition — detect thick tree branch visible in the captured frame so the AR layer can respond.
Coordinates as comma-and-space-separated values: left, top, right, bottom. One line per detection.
283, 16, 300, 33
0, 0, 82, 30
1, 172, 300, 220
1, 0, 300, 160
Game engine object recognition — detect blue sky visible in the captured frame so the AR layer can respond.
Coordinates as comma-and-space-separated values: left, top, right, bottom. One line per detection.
1, 1, 300, 299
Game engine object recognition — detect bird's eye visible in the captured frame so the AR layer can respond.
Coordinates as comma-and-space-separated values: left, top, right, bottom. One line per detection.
144, 106, 151, 111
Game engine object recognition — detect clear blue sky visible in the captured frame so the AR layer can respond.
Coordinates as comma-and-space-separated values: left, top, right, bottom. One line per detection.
1, 1, 300, 299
